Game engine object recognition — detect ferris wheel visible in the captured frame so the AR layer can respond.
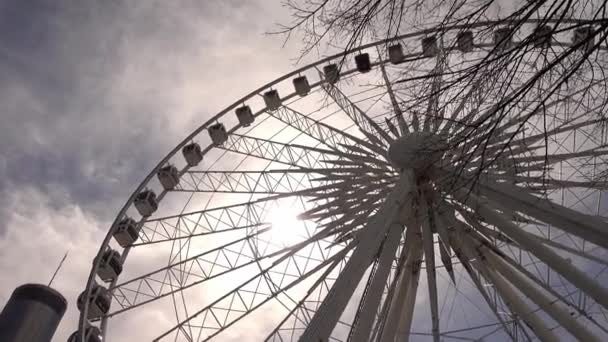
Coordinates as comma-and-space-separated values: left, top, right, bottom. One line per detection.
72, 19, 608, 342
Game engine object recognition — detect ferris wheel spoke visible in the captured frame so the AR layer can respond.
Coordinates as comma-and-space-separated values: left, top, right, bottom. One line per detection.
139, 198, 285, 246
510, 148, 608, 164
349, 222, 403, 341
313, 197, 383, 235
473, 176, 608, 249
153, 238, 352, 342
108, 228, 276, 316
508, 176, 608, 190
441, 167, 608, 249
174, 169, 319, 194
379, 63, 408, 136
301, 171, 414, 341
321, 82, 394, 147
422, 57, 447, 133
489, 115, 605, 157
133, 223, 263, 247
269, 104, 386, 159
299, 185, 389, 223
218, 133, 341, 169
379, 226, 424, 342
438, 78, 484, 138
264, 256, 346, 341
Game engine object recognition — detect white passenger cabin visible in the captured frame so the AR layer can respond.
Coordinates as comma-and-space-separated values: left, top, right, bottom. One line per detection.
77, 284, 111, 320
457, 31, 474, 52
236, 105, 254, 126
182, 142, 203, 167
134, 190, 158, 217
494, 27, 512, 50
96, 248, 123, 282
113, 217, 140, 247
573, 27, 594, 52
293, 76, 310, 97
263, 90, 282, 110
422, 36, 438, 57
323, 64, 340, 84
67, 324, 102, 342
157, 164, 179, 190
388, 44, 405, 64
533, 25, 552, 47
355, 53, 371, 73
208, 123, 228, 146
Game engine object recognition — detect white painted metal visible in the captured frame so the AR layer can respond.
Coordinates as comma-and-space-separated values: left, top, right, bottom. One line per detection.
350, 223, 403, 342
392, 234, 423, 342
452, 188, 608, 311
79, 20, 608, 342
479, 242, 602, 342
379, 225, 423, 342
478, 266, 558, 342
420, 198, 440, 342
299, 171, 415, 341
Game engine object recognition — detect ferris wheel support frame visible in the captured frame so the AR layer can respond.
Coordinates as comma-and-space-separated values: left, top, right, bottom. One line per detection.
477, 238, 602, 342
299, 170, 415, 340
349, 222, 403, 341
77, 17, 608, 342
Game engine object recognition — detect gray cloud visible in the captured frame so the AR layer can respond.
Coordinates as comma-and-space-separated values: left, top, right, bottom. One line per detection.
0, 0, 303, 340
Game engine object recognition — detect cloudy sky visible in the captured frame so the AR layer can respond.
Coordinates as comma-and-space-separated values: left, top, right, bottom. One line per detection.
3, 1, 608, 341
0, 1, 313, 340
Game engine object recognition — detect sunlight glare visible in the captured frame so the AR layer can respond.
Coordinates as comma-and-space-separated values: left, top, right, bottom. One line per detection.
267, 206, 305, 246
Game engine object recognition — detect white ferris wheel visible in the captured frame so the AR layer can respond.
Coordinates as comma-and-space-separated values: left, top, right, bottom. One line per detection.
73, 19, 608, 342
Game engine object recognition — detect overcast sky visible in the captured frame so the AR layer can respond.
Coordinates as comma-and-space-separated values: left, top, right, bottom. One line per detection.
3, 1, 608, 341
0, 1, 312, 340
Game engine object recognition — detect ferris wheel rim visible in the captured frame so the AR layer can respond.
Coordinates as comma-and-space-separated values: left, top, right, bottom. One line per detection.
77, 18, 608, 341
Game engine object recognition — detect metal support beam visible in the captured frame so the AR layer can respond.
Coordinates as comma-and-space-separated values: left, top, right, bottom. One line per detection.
299, 171, 415, 341
350, 223, 403, 342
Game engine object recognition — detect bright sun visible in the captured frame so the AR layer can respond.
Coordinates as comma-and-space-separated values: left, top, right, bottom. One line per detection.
267, 206, 305, 246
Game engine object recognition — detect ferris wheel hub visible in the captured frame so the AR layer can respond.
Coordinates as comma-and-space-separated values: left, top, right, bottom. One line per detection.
387, 132, 445, 171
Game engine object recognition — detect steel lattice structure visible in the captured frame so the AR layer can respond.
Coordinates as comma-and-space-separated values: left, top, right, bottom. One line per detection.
75, 19, 608, 342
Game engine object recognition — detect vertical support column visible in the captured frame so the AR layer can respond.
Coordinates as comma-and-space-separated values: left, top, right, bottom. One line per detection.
479, 243, 602, 342
299, 171, 415, 341
350, 223, 404, 342
457, 234, 557, 342
379, 225, 423, 342
483, 268, 557, 342
420, 199, 440, 342
394, 234, 423, 342
452, 188, 608, 311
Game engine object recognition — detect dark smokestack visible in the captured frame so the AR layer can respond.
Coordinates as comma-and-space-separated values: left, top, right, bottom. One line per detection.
0, 284, 67, 342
